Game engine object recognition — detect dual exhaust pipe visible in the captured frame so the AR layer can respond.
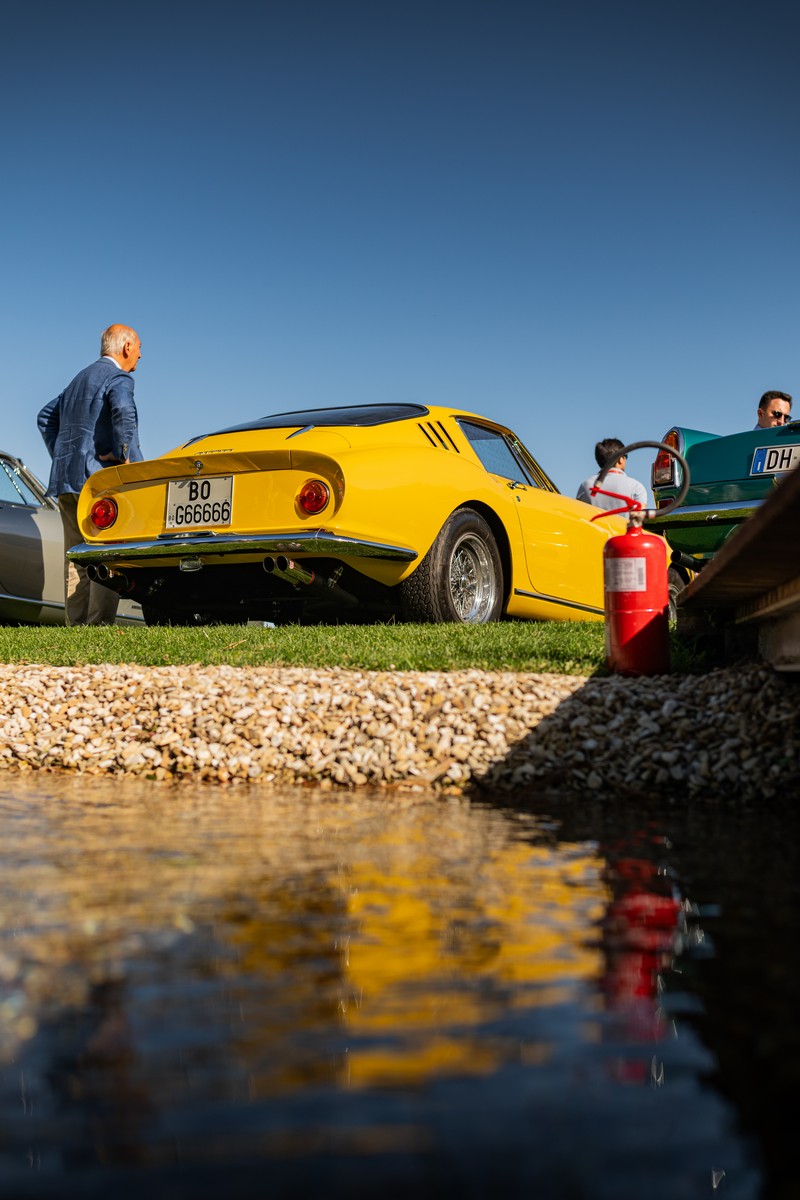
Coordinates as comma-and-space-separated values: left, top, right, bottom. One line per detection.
85, 562, 133, 593
87, 554, 358, 608
263, 555, 357, 608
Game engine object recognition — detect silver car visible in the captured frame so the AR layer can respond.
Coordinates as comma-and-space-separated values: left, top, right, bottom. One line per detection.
0, 450, 142, 624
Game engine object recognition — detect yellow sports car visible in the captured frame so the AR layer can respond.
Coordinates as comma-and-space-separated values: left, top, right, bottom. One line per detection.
68, 404, 624, 625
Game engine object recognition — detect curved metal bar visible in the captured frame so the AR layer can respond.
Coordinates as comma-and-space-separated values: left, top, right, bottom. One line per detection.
67, 531, 418, 565
654, 498, 764, 524
595, 440, 691, 520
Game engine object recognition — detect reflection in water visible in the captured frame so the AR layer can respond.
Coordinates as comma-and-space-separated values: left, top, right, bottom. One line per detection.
333, 825, 606, 1089
0, 776, 762, 1197
599, 829, 683, 1083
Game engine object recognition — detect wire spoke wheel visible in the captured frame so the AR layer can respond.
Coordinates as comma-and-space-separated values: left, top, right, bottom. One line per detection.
400, 507, 503, 623
449, 533, 497, 622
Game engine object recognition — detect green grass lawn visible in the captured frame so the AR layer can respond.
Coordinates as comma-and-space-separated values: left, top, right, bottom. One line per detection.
0, 620, 611, 673
0, 620, 710, 674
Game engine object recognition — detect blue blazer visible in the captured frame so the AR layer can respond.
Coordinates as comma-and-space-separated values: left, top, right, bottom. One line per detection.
37, 357, 143, 497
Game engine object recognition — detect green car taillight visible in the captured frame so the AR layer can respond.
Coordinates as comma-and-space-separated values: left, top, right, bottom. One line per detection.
653, 430, 680, 487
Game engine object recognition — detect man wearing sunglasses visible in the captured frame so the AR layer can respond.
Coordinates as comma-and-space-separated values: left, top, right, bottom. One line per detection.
755, 390, 792, 428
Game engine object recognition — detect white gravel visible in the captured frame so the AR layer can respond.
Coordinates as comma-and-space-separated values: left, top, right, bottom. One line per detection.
0, 661, 797, 800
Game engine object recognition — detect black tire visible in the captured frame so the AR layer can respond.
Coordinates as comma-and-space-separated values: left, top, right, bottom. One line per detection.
401, 508, 503, 623
667, 566, 686, 624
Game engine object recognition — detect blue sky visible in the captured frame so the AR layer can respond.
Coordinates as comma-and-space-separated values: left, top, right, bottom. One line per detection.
3, 1, 798, 501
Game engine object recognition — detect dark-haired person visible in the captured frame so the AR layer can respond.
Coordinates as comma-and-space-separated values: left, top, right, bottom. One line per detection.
755, 390, 792, 429
37, 324, 144, 625
576, 438, 647, 512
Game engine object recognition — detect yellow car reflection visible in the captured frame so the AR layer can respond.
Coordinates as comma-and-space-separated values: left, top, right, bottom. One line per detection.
333, 821, 608, 1088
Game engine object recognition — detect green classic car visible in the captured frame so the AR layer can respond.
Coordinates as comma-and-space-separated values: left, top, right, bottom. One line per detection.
649, 420, 800, 607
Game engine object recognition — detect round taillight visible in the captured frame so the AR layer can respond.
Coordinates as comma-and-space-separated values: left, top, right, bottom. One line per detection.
90, 497, 118, 529
297, 479, 330, 515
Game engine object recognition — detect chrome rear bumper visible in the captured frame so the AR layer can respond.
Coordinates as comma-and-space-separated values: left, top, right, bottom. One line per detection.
67, 530, 418, 565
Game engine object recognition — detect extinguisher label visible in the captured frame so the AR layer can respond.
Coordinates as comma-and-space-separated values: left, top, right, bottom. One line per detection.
605, 556, 647, 592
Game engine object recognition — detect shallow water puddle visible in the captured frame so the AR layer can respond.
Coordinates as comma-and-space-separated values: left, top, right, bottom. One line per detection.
0, 774, 768, 1197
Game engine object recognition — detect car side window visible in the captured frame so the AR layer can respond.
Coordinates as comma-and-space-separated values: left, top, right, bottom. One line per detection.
0, 460, 39, 506
458, 421, 536, 486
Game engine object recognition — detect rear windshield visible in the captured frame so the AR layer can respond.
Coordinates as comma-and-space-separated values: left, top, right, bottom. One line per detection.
189, 404, 430, 442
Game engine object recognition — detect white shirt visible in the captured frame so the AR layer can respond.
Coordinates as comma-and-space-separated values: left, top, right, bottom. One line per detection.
576, 468, 648, 511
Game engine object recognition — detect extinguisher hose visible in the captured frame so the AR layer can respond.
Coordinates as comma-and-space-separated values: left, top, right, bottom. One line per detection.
594, 440, 690, 522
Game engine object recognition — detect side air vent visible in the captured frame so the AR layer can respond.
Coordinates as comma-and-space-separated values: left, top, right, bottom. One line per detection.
417, 422, 460, 452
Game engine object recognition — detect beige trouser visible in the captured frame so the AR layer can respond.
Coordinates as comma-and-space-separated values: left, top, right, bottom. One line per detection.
58, 493, 119, 626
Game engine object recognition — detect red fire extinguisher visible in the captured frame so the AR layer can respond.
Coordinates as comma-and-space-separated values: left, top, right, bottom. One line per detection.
604, 522, 669, 675
592, 440, 689, 677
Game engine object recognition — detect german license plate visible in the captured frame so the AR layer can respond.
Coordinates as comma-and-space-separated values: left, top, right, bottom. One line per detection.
165, 476, 233, 529
751, 444, 800, 475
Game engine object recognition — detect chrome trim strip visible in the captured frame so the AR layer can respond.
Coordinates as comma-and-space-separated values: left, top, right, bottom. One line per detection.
67, 532, 418, 564
650, 498, 764, 524
513, 588, 604, 616
0, 592, 64, 612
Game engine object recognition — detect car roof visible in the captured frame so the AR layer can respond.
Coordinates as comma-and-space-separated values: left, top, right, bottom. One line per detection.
192, 403, 433, 441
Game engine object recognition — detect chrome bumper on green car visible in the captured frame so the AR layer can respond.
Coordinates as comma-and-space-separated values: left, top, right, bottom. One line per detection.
646, 498, 765, 557
67, 531, 419, 565
649, 498, 764, 526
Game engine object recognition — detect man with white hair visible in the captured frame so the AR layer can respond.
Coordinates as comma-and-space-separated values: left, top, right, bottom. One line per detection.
37, 324, 144, 625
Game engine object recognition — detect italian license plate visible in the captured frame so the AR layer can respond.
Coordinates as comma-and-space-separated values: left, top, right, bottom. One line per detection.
751, 444, 800, 475
165, 476, 233, 529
